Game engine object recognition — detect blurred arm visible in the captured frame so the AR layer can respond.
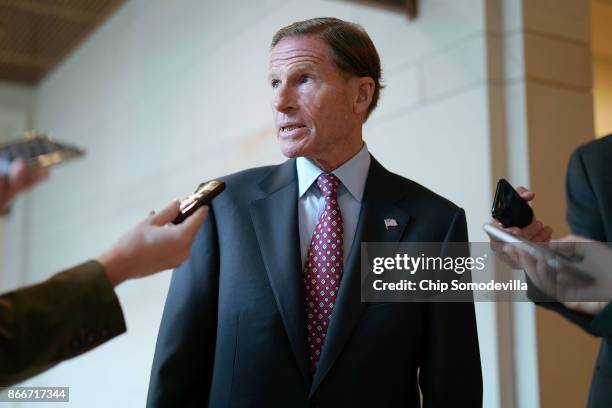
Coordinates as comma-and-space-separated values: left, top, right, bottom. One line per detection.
0, 261, 125, 387
0, 202, 207, 387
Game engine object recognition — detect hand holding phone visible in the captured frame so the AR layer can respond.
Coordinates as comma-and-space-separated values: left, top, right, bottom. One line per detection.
0, 158, 50, 211
172, 180, 225, 224
0, 132, 84, 172
491, 179, 534, 228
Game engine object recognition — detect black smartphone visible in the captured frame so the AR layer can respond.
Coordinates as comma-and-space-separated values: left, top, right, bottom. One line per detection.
172, 180, 225, 224
491, 178, 534, 228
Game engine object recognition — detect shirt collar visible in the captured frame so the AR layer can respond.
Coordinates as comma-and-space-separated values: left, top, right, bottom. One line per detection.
296, 142, 370, 202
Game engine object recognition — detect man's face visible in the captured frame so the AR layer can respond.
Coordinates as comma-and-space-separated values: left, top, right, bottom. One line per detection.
269, 36, 361, 166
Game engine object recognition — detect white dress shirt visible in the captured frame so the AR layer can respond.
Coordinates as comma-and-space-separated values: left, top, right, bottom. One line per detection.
296, 143, 371, 269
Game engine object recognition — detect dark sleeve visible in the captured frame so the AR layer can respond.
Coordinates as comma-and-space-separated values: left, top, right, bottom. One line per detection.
588, 303, 612, 340
0, 260, 126, 386
147, 207, 220, 408
419, 209, 483, 407
566, 148, 606, 241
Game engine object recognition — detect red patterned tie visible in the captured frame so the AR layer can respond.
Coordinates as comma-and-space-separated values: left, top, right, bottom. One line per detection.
303, 173, 343, 374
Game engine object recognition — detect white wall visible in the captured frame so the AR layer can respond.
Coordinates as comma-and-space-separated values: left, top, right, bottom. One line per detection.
18, 0, 503, 406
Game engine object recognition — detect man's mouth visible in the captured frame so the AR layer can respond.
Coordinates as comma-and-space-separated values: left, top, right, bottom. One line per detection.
280, 124, 306, 133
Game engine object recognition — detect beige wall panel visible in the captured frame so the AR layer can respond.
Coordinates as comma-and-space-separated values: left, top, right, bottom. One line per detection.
523, 0, 590, 42
526, 82, 598, 408
593, 59, 612, 137
592, 0, 612, 58
524, 33, 591, 89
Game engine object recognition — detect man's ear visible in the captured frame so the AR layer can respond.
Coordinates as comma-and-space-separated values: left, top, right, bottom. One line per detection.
352, 77, 375, 119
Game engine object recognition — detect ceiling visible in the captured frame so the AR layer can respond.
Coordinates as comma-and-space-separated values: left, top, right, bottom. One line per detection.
0, 0, 125, 84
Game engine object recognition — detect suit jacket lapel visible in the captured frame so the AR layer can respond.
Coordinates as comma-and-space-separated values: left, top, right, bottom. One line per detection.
249, 159, 311, 387
309, 157, 411, 397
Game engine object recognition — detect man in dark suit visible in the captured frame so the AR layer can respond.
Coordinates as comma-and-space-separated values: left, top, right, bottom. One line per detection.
147, 17, 482, 407
1, 159, 207, 386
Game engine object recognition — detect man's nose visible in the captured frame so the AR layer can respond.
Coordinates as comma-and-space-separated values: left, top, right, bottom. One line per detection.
273, 84, 297, 113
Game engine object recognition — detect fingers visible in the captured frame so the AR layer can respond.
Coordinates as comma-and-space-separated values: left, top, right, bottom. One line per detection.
490, 186, 552, 243
518, 249, 558, 295
176, 206, 208, 236
501, 244, 515, 258
150, 200, 181, 225
163, 207, 208, 266
500, 244, 523, 270
8, 159, 30, 192
556, 272, 585, 298
562, 301, 607, 316
1, 160, 49, 208
531, 225, 553, 243
9, 160, 49, 190
505, 219, 552, 242
30, 166, 50, 185
549, 239, 581, 257
554, 235, 574, 243
519, 220, 543, 240
563, 302, 585, 313
516, 247, 538, 272
535, 254, 556, 295
554, 234, 592, 243
504, 226, 523, 238
488, 220, 506, 242
516, 186, 535, 202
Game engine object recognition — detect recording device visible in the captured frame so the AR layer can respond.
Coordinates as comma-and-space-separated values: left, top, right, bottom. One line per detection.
483, 223, 593, 283
0, 131, 84, 174
491, 178, 534, 228
172, 180, 225, 224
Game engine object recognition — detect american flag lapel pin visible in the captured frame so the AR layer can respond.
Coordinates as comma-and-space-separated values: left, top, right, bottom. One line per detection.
384, 218, 398, 230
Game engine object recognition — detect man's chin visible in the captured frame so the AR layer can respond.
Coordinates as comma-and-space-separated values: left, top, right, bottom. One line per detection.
279, 145, 305, 159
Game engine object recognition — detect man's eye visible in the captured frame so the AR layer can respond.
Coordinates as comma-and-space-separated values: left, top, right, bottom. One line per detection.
299, 75, 310, 84
271, 79, 280, 88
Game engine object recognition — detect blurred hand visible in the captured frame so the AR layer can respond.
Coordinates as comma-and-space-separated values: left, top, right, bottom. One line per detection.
502, 235, 612, 312
97, 201, 208, 287
496, 186, 553, 241
563, 301, 608, 315
551, 235, 612, 314
501, 244, 560, 298
0, 159, 49, 211
489, 186, 552, 269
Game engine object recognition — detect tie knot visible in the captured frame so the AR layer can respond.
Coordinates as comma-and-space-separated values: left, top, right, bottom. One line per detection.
317, 173, 340, 198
